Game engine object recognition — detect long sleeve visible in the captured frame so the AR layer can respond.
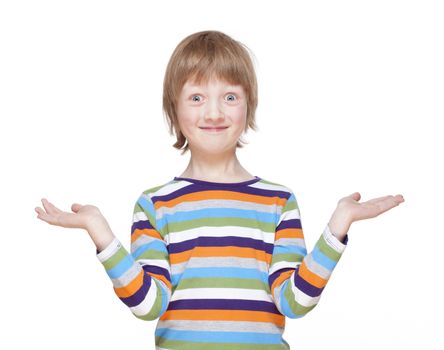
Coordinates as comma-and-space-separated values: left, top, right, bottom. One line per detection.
96, 192, 172, 321
268, 190, 348, 319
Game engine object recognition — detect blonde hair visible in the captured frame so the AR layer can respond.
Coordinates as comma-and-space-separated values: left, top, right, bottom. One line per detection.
162, 30, 259, 155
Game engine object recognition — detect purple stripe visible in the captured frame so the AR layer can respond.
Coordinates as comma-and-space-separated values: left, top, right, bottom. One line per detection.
167, 298, 281, 314
268, 267, 293, 288
151, 185, 290, 205
120, 271, 152, 307
277, 218, 302, 230
142, 265, 171, 283
169, 236, 273, 254
131, 219, 155, 232
173, 176, 262, 187
293, 268, 323, 297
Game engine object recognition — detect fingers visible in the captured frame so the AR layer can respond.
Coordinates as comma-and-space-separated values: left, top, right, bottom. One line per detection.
395, 194, 405, 203
35, 204, 57, 225
71, 203, 82, 213
41, 198, 61, 215
363, 195, 392, 205
36, 198, 62, 225
373, 195, 404, 215
350, 192, 361, 201
360, 194, 405, 205
352, 194, 405, 221
34, 206, 45, 217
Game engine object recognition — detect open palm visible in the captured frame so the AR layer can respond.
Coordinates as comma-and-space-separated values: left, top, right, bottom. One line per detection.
338, 192, 405, 223
35, 198, 101, 230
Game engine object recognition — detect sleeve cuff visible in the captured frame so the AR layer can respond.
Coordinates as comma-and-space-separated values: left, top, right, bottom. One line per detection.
96, 237, 122, 263
324, 223, 348, 252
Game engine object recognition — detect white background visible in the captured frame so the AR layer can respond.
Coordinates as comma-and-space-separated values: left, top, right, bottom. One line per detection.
1, 0, 443, 349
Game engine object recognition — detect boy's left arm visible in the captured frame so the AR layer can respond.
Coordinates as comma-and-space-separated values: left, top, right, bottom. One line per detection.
268, 190, 404, 318
268, 192, 348, 319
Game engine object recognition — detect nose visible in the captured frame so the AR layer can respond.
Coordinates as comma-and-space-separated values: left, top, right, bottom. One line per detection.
204, 98, 225, 122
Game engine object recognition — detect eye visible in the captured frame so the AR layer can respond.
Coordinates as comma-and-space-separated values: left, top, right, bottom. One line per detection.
226, 94, 237, 102
191, 95, 202, 102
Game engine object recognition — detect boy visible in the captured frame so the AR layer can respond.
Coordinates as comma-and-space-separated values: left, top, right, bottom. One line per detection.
35, 30, 404, 349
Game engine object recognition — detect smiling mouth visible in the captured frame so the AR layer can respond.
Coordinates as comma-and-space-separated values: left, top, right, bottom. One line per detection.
199, 127, 228, 132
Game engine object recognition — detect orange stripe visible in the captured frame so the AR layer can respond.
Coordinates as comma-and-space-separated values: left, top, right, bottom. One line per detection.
275, 227, 304, 240
149, 272, 173, 291
159, 309, 285, 327
169, 246, 271, 265
114, 270, 172, 298
154, 190, 285, 210
298, 261, 328, 288
270, 269, 293, 295
114, 269, 144, 298
131, 228, 162, 243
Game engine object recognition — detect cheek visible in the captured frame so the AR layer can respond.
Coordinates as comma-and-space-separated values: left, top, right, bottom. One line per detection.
177, 106, 195, 127
177, 111, 200, 140
233, 105, 248, 125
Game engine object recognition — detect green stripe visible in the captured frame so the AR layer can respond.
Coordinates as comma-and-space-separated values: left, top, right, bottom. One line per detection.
135, 279, 165, 321
134, 248, 168, 261
283, 280, 317, 317
102, 246, 128, 270
176, 278, 269, 291
316, 234, 343, 261
282, 198, 298, 213
271, 252, 304, 265
156, 338, 290, 350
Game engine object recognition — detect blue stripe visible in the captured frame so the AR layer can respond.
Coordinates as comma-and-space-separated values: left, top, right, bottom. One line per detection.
155, 327, 284, 344
311, 245, 337, 271
156, 279, 170, 316
138, 195, 156, 221
280, 279, 306, 319
273, 245, 307, 257
279, 279, 297, 318
157, 207, 275, 230
106, 254, 134, 279
132, 240, 168, 260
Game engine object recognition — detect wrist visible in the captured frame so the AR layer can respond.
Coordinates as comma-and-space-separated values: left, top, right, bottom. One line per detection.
328, 207, 352, 241
86, 216, 115, 251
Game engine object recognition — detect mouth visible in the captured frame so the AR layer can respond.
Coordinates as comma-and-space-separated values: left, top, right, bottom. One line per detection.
199, 127, 229, 132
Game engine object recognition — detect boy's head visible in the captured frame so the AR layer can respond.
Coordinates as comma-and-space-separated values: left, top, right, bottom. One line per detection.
163, 30, 259, 154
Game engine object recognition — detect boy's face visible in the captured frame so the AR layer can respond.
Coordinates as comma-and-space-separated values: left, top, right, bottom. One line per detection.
177, 77, 248, 155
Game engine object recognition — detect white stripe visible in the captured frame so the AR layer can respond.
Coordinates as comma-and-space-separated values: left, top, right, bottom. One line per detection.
133, 210, 149, 222
323, 224, 347, 253
171, 256, 269, 274
136, 258, 171, 271
250, 181, 292, 193
96, 237, 121, 262
269, 260, 300, 275
130, 276, 159, 316
277, 207, 301, 226
152, 180, 191, 197
171, 288, 272, 302
168, 225, 275, 244
290, 279, 321, 307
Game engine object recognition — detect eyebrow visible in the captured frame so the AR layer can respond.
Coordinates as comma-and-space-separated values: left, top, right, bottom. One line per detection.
185, 83, 243, 90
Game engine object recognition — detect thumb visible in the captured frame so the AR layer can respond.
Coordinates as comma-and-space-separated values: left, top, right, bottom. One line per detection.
350, 192, 361, 201
71, 203, 83, 213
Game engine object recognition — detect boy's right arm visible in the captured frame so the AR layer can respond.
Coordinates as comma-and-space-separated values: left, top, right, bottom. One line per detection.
94, 193, 172, 321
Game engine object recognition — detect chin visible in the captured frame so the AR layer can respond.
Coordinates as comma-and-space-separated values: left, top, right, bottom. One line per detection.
193, 143, 236, 154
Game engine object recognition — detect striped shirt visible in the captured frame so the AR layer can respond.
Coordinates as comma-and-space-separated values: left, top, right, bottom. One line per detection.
96, 176, 348, 350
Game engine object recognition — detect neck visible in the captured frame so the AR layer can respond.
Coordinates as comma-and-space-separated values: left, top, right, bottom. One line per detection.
179, 147, 253, 182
